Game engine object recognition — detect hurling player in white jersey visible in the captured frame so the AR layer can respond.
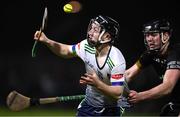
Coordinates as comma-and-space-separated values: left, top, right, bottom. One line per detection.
34, 15, 128, 116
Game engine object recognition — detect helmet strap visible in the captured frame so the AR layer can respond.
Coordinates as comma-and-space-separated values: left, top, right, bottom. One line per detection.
160, 41, 169, 55
98, 30, 111, 44
159, 32, 169, 55
161, 32, 169, 44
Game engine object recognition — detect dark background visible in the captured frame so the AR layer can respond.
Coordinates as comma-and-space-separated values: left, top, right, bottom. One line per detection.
0, 0, 179, 115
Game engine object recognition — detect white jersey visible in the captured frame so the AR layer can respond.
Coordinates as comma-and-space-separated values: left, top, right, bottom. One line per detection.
71, 39, 126, 107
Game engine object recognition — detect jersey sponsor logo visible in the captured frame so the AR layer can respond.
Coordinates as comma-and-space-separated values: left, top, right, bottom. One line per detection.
85, 60, 94, 69
111, 74, 123, 79
153, 58, 167, 64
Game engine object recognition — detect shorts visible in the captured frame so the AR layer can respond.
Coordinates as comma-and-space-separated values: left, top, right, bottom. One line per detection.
76, 99, 123, 116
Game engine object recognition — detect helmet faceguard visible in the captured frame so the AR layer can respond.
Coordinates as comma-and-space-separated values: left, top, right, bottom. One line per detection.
87, 15, 120, 47
143, 19, 172, 54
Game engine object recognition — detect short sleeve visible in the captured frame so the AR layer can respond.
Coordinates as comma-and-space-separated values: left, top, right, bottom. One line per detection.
166, 44, 180, 70
110, 63, 126, 86
70, 40, 86, 61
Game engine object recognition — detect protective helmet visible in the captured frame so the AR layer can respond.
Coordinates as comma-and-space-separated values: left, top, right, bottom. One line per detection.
143, 19, 172, 34
87, 15, 120, 47
143, 19, 172, 53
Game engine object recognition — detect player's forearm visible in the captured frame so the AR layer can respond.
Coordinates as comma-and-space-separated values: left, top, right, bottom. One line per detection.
43, 39, 73, 58
138, 70, 179, 101
139, 83, 171, 101
96, 82, 123, 99
125, 64, 141, 83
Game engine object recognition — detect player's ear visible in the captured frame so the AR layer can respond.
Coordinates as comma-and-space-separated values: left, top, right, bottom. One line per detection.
162, 32, 170, 43
103, 32, 111, 41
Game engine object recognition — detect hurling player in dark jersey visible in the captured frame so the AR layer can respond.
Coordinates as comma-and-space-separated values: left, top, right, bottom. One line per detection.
125, 19, 180, 116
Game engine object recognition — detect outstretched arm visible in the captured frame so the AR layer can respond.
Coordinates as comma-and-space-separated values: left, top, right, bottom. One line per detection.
128, 69, 180, 103
34, 31, 75, 58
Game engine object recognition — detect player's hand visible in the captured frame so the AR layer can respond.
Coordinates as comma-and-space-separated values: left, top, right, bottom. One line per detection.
128, 90, 142, 104
80, 72, 100, 87
34, 31, 48, 42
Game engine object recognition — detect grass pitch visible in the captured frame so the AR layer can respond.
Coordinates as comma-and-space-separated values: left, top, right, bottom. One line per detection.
0, 106, 76, 116
0, 106, 159, 116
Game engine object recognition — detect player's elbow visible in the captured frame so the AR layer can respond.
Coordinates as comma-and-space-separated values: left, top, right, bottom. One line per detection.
159, 89, 172, 99
58, 49, 75, 59
163, 81, 175, 95
163, 87, 173, 96
109, 93, 121, 100
60, 53, 75, 59
160, 84, 174, 97
113, 93, 122, 100
111, 87, 123, 100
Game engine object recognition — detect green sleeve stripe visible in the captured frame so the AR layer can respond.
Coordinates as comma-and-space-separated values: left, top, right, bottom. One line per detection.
85, 45, 95, 52
85, 46, 95, 53
108, 57, 115, 67
85, 49, 96, 54
107, 61, 113, 70
107, 58, 115, 70
85, 44, 95, 50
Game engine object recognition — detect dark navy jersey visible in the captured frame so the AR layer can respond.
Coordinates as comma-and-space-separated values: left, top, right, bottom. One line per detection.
137, 43, 180, 103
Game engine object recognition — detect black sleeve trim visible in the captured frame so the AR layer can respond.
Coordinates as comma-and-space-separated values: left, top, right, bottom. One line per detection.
167, 61, 180, 69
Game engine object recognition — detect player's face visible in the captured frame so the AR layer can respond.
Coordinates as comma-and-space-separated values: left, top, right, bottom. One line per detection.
145, 32, 161, 50
87, 22, 101, 45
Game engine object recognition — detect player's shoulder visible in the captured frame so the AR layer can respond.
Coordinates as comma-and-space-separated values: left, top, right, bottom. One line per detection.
77, 39, 96, 54
79, 39, 91, 47
77, 39, 89, 49
79, 39, 88, 45
109, 46, 126, 65
110, 46, 124, 58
